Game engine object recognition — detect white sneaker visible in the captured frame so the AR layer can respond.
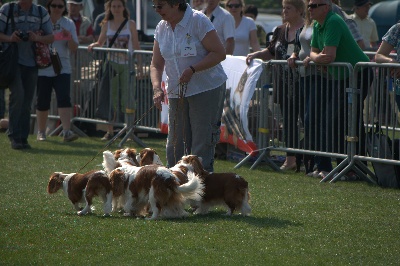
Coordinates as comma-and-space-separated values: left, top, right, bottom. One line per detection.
63, 130, 78, 142
307, 170, 319, 178
37, 131, 46, 141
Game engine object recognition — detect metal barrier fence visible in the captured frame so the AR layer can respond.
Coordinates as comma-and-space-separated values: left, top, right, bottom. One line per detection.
237, 59, 400, 185
32, 47, 400, 185
31, 46, 160, 147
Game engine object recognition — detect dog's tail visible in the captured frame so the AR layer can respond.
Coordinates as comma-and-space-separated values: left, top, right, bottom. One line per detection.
102, 150, 117, 175
176, 172, 204, 201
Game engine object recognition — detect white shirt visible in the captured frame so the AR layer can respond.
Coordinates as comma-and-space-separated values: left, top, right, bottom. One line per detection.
106, 20, 133, 64
38, 16, 78, 76
208, 6, 235, 48
154, 5, 227, 98
233, 16, 257, 56
350, 13, 379, 45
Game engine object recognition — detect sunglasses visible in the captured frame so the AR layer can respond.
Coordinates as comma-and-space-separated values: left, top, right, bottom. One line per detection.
152, 4, 165, 10
50, 4, 65, 9
226, 4, 242, 8
307, 3, 327, 9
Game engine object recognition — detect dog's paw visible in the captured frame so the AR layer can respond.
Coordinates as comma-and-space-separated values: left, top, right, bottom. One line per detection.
103, 213, 111, 217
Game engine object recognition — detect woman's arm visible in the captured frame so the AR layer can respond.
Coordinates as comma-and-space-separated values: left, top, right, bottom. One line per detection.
88, 22, 107, 51
129, 20, 143, 75
150, 40, 165, 110
178, 29, 226, 85
375, 41, 396, 63
249, 29, 261, 53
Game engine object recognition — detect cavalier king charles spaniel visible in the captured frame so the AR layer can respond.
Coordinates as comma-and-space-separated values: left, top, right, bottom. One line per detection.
102, 148, 163, 175
109, 165, 203, 220
178, 155, 251, 216
102, 147, 163, 212
47, 170, 112, 216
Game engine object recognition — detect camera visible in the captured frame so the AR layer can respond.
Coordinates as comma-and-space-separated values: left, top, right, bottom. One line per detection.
17, 31, 29, 42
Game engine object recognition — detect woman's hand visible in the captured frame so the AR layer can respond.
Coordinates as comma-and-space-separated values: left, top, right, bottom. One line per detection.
287, 56, 297, 68
153, 88, 164, 111
87, 42, 98, 52
179, 67, 194, 84
303, 56, 312, 67
246, 51, 258, 65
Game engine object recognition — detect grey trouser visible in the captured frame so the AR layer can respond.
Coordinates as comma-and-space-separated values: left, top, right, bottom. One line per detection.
166, 83, 226, 172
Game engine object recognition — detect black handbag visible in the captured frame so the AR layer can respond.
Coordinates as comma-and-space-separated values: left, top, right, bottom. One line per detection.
50, 46, 62, 75
0, 3, 17, 87
94, 19, 128, 121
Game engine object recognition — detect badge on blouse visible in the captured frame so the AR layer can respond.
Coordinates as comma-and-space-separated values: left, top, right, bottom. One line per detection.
181, 33, 196, 57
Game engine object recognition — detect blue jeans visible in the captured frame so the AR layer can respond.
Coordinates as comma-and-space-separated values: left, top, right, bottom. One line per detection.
7, 64, 38, 141
303, 75, 332, 172
166, 84, 225, 172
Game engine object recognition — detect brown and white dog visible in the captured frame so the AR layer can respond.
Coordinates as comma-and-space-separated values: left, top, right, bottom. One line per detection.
109, 165, 203, 220
178, 155, 251, 216
102, 147, 163, 212
102, 148, 163, 175
47, 170, 112, 216
136, 148, 163, 166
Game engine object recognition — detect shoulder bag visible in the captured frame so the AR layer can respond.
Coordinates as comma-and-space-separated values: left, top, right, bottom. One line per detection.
0, 3, 18, 87
34, 6, 52, 69
95, 19, 128, 121
50, 45, 62, 75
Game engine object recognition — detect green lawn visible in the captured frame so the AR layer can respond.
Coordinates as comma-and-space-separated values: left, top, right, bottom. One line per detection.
0, 133, 399, 265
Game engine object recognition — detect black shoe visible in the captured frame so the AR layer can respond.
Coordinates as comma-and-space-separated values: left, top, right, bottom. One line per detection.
11, 139, 23, 149
21, 139, 31, 149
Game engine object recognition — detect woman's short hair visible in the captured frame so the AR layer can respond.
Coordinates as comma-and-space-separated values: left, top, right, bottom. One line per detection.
283, 0, 306, 16
163, 0, 187, 11
46, 0, 68, 16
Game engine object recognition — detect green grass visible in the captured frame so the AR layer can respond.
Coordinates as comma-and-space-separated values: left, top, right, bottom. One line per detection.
1, 133, 400, 265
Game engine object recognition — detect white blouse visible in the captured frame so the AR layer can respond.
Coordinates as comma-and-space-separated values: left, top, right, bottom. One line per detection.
154, 4, 227, 98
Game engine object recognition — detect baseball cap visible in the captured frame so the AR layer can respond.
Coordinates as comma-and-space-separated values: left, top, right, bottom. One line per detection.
67, 0, 83, 5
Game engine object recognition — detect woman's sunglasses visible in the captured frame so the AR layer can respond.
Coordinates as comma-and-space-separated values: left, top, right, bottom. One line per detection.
226, 4, 242, 8
50, 4, 65, 9
307, 3, 327, 9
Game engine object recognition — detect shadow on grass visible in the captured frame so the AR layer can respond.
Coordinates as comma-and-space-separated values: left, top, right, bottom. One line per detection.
21, 140, 128, 158
71, 210, 299, 229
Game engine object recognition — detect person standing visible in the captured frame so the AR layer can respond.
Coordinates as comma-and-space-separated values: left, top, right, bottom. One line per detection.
35, 0, 79, 142
225, 0, 260, 56
67, 0, 93, 44
0, 0, 54, 149
331, 0, 365, 50
246, 0, 305, 171
203, 0, 235, 55
287, 0, 333, 178
375, 23, 400, 109
309, 0, 371, 179
350, 0, 378, 50
88, 0, 142, 141
244, 4, 267, 47
151, 0, 227, 172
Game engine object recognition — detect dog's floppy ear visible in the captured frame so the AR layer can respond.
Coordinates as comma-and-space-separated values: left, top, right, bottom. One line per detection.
140, 150, 153, 166
109, 169, 125, 197
114, 149, 123, 160
191, 156, 208, 176
127, 149, 140, 166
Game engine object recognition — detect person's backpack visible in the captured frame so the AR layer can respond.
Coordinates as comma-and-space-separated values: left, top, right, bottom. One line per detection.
366, 123, 400, 188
